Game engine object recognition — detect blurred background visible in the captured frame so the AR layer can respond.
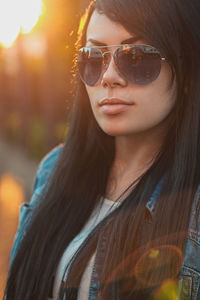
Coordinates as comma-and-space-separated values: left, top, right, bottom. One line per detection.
0, 0, 89, 296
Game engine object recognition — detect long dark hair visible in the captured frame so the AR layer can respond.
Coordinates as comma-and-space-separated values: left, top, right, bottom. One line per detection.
5, 0, 200, 299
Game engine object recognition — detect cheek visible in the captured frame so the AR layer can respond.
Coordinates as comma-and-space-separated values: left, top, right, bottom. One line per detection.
139, 66, 176, 124
85, 86, 100, 114
137, 85, 176, 128
138, 98, 175, 129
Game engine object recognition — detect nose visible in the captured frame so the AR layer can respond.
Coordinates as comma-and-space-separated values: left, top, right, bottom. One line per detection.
101, 52, 128, 88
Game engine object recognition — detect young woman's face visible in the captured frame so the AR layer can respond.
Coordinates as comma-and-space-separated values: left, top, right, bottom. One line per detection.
85, 10, 177, 137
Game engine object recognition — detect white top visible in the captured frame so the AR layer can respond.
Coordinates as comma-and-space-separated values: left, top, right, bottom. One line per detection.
52, 198, 120, 300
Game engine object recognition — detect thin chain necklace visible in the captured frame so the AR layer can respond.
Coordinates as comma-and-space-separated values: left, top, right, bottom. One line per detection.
114, 178, 139, 202
109, 158, 154, 203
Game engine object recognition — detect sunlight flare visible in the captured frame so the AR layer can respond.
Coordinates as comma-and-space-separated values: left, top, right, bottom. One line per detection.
0, 0, 44, 48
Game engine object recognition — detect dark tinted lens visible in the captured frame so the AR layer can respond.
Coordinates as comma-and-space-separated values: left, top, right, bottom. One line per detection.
77, 48, 103, 86
115, 45, 161, 85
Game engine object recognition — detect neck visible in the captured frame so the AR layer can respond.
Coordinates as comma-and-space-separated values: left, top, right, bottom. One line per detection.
106, 125, 167, 201
114, 131, 162, 173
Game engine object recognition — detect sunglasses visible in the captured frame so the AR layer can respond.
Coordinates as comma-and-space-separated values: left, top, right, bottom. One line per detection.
77, 44, 166, 86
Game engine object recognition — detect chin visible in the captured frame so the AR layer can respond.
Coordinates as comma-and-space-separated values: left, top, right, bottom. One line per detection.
100, 126, 135, 137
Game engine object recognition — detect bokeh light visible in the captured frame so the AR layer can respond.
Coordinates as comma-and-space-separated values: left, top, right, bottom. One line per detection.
0, 0, 44, 48
0, 174, 24, 299
0, 174, 24, 214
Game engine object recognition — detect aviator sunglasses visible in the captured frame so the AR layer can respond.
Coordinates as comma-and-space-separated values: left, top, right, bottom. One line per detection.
77, 44, 166, 86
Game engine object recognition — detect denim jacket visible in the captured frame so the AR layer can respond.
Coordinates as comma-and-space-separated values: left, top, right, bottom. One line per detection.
10, 145, 200, 299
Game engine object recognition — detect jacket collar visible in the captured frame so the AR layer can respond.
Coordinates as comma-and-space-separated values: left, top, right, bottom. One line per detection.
146, 178, 165, 216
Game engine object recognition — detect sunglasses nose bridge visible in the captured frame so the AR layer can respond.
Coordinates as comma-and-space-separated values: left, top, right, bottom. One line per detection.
102, 51, 113, 69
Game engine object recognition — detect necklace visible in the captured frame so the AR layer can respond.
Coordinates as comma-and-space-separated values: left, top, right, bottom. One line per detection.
114, 178, 138, 202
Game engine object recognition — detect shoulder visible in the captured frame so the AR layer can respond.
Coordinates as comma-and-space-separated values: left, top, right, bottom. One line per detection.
33, 144, 63, 195
10, 144, 64, 263
38, 144, 63, 172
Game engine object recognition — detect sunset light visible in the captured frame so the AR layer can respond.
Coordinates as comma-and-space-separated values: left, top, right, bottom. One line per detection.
0, 0, 44, 48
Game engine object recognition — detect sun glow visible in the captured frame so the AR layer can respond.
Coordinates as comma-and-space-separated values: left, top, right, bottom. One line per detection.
0, 0, 44, 48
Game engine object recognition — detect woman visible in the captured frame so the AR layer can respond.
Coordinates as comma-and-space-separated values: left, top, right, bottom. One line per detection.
5, 0, 200, 299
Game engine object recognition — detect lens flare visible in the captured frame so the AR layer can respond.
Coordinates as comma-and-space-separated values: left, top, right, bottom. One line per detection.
134, 245, 183, 287
99, 233, 186, 299
153, 279, 179, 300
149, 249, 160, 259
0, 0, 44, 48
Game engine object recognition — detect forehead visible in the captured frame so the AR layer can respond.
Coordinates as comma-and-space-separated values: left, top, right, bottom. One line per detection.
86, 10, 134, 45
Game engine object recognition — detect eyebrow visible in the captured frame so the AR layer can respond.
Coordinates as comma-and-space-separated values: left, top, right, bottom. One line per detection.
86, 36, 140, 46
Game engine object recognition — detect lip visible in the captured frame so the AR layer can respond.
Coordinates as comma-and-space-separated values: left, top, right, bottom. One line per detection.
99, 98, 134, 115
99, 98, 133, 106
